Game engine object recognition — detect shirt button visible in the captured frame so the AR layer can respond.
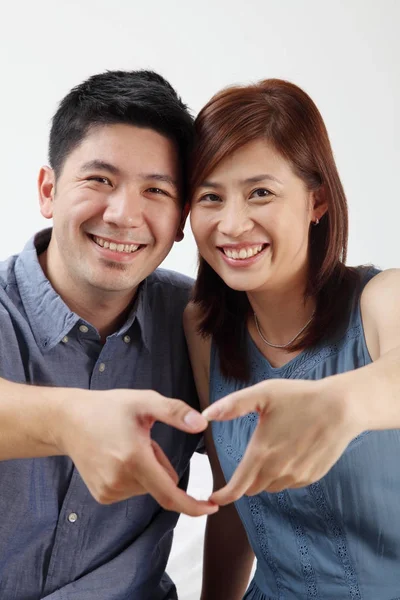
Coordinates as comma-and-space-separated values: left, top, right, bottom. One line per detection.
123, 335, 131, 344
79, 325, 89, 333
99, 363, 106, 372
68, 512, 78, 523
62, 335, 69, 343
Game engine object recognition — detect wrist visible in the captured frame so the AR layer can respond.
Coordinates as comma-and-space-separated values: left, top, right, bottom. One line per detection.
317, 374, 368, 438
35, 386, 82, 455
337, 367, 385, 433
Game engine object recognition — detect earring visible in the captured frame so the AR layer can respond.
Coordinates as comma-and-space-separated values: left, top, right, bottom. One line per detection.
313, 217, 319, 226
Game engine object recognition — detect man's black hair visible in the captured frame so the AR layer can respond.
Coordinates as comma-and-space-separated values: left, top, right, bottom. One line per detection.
49, 70, 194, 196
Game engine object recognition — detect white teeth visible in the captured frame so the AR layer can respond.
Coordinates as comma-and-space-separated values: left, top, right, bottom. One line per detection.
223, 244, 265, 260
93, 236, 140, 254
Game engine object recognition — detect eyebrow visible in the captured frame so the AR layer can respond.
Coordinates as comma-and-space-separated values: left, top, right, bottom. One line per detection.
200, 174, 283, 188
80, 160, 121, 175
139, 173, 179, 190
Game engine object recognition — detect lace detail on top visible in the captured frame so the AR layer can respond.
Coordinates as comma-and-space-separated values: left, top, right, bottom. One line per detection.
276, 491, 319, 599
215, 429, 284, 597
247, 325, 362, 383
288, 326, 361, 379
249, 496, 285, 599
309, 482, 362, 599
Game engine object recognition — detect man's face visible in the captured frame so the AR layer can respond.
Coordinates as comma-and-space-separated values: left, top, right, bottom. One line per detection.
40, 124, 184, 296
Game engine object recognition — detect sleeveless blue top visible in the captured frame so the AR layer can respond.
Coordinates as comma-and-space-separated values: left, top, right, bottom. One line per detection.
210, 268, 400, 600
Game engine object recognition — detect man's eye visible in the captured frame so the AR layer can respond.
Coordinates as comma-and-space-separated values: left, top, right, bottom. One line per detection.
250, 188, 273, 199
87, 176, 112, 186
147, 187, 168, 196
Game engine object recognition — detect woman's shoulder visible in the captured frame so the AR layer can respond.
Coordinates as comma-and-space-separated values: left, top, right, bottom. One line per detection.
340, 264, 380, 323
361, 267, 400, 298
183, 301, 210, 343
360, 268, 400, 360
183, 301, 207, 344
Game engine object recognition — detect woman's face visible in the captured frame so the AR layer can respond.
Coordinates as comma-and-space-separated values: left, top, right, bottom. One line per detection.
190, 139, 323, 293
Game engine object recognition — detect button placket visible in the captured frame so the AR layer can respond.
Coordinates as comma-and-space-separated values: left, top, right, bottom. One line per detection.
90, 336, 123, 389
42, 470, 86, 595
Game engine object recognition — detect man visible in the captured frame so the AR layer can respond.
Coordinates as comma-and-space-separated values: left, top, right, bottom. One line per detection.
0, 70, 217, 600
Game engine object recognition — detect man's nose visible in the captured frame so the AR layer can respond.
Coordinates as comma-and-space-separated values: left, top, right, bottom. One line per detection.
102, 189, 145, 228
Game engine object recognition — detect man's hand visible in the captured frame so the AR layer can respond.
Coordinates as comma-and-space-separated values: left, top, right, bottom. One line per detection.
202, 377, 364, 505
52, 388, 218, 517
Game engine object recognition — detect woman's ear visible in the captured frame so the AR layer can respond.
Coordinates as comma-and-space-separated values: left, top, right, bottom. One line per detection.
311, 185, 328, 223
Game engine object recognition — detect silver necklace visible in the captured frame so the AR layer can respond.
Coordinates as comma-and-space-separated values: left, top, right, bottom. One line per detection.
254, 311, 315, 349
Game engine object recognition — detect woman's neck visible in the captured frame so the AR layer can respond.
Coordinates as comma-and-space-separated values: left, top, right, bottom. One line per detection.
247, 276, 315, 368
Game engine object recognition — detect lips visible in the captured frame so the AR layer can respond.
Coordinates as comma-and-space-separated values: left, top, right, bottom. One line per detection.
91, 235, 142, 254
87, 233, 148, 263
218, 243, 269, 260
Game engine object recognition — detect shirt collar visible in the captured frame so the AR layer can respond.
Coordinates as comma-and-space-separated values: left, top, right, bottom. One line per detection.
14, 228, 151, 352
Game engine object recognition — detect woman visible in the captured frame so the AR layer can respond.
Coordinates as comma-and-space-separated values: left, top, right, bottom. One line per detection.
184, 79, 400, 599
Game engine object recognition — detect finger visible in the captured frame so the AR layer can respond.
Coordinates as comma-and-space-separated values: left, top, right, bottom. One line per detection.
151, 440, 179, 484
136, 446, 219, 517
90, 443, 190, 505
210, 447, 263, 505
137, 393, 208, 433
202, 381, 270, 422
287, 481, 310, 489
247, 474, 295, 496
87, 479, 148, 503
209, 422, 278, 505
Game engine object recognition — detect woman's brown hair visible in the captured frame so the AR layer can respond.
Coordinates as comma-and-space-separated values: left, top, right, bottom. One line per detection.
190, 79, 359, 381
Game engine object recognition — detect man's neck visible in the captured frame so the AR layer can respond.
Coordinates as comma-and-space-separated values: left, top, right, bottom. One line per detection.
38, 249, 137, 341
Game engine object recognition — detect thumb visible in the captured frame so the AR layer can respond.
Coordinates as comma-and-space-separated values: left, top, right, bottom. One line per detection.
202, 381, 270, 421
136, 392, 208, 433
151, 440, 179, 484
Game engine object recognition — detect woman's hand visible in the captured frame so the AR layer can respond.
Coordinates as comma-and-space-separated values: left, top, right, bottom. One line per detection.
203, 377, 365, 504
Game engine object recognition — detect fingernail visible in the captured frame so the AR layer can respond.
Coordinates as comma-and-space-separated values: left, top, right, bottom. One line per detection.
184, 410, 206, 430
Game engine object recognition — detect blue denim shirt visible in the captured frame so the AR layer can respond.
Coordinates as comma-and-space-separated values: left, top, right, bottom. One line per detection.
0, 229, 200, 600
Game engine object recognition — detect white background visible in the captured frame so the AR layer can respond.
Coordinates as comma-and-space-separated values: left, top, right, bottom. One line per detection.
0, 1, 399, 598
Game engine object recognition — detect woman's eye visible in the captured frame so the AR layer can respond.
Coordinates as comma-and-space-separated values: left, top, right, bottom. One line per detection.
87, 176, 112, 186
251, 188, 272, 199
200, 193, 221, 203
